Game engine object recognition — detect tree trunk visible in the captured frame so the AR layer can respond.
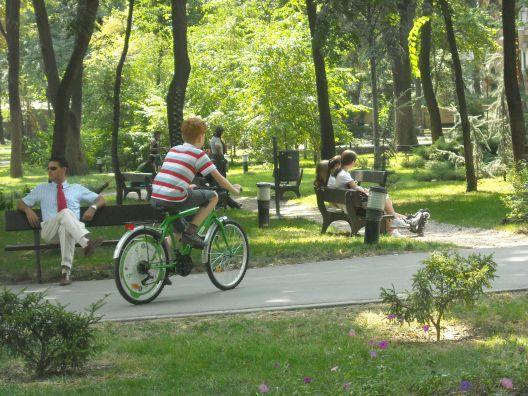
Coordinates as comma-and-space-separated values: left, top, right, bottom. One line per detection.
370, 56, 382, 170
112, 0, 135, 205
32, 0, 60, 104
306, 0, 335, 160
503, 0, 527, 163
51, 0, 99, 159
166, 0, 190, 147
66, 65, 88, 175
414, 78, 424, 133
439, 0, 477, 192
419, 0, 443, 142
6, 0, 24, 178
388, 0, 417, 146
0, 81, 6, 145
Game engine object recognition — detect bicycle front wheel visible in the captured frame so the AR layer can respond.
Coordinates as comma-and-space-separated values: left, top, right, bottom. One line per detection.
114, 228, 169, 305
204, 220, 249, 290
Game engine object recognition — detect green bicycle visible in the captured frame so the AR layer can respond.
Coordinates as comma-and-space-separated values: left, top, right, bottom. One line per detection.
113, 192, 249, 305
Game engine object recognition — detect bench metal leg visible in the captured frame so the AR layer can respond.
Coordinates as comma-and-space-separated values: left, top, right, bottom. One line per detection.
34, 230, 42, 284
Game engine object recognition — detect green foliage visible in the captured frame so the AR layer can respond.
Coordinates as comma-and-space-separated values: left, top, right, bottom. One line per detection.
408, 16, 430, 78
22, 130, 52, 167
0, 288, 104, 377
0, 185, 31, 210
381, 251, 497, 341
502, 164, 528, 222
413, 160, 466, 181
411, 138, 466, 180
81, 128, 151, 171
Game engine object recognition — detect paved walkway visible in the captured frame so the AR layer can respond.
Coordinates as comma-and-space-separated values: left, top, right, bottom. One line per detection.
5, 245, 527, 321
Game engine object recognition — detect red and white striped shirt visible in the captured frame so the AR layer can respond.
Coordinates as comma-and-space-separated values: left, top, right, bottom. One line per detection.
151, 143, 216, 202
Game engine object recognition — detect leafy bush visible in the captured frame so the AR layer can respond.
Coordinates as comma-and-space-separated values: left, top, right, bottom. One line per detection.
0, 186, 32, 210
502, 164, 528, 222
22, 130, 52, 167
0, 288, 104, 377
413, 160, 466, 181
400, 155, 426, 169
380, 251, 497, 341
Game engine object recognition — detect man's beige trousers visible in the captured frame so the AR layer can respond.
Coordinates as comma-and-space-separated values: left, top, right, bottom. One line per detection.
40, 209, 89, 270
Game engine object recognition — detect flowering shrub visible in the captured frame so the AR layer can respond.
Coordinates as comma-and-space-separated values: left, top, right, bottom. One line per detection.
0, 288, 104, 377
380, 251, 497, 341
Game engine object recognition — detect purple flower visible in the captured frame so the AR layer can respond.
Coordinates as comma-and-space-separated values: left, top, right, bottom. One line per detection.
500, 378, 514, 390
423, 325, 430, 333
459, 380, 472, 392
369, 350, 378, 358
378, 340, 389, 350
258, 383, 270, 393
386, 314, 397, 320
348, 329, 356, 337
367, 339, 375, 346
303, 377, 313, 384
343, 382, 351, 390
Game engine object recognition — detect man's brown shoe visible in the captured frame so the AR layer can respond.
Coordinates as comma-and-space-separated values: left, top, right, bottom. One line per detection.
83, 237, 104, 257
59, 272, 72, 286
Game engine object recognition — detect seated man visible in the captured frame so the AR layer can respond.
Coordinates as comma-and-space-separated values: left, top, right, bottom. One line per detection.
17, 157, 105, 286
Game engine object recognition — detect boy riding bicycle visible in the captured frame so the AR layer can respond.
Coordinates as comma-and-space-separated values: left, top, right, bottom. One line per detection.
150, 117, 241, 249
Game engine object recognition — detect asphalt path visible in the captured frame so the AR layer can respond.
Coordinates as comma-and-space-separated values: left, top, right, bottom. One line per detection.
4, 245, 528, 321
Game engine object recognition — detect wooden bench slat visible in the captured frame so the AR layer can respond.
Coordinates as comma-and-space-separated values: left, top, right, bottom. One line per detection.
5, 204, 163, 231
5, 239, 119, 252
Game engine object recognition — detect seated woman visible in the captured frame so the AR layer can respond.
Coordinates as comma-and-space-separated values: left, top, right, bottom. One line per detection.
326, 150, 408, 237
314, 155, 341, 189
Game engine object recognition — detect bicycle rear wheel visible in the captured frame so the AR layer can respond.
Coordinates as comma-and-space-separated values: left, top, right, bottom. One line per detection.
204, 220, 249, 290
114, 228, 169, 304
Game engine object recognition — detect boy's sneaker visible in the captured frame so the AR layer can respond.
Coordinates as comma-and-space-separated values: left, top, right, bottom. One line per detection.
181, 231, 205, 249
408, 209, 430, 235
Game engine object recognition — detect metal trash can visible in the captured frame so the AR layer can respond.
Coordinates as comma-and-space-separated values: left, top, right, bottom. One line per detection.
364, 186, 387, 244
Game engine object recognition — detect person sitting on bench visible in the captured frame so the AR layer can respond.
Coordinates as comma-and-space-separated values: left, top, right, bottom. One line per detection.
323, 150, 408, 237
17, 157, 105, 286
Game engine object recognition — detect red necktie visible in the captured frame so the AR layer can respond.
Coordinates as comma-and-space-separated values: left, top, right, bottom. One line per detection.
57, 183, 67, 212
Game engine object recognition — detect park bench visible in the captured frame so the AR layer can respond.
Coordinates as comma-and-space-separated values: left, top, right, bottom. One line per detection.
4, 204, 164, 283
315, 169, 389, 236
122, 172, 153, 201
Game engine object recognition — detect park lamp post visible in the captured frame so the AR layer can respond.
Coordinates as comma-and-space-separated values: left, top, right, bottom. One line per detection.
364, 186, 387, 244
256, 182, 272, 228
242, 154, 249, 174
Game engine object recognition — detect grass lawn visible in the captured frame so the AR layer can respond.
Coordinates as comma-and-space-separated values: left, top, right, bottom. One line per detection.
1, 291, 526, 394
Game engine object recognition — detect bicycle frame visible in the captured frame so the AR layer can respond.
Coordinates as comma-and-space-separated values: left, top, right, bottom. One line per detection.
115, 206, 231, 272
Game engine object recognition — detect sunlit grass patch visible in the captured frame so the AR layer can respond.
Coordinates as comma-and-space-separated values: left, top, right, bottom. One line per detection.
1, 292, 526, 394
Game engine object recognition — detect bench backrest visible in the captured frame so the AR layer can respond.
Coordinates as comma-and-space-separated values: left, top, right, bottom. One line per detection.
314, 187, 363, 211
122, 172, 153, 184
351, 170, 388, 187
5, 204, 164, 232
